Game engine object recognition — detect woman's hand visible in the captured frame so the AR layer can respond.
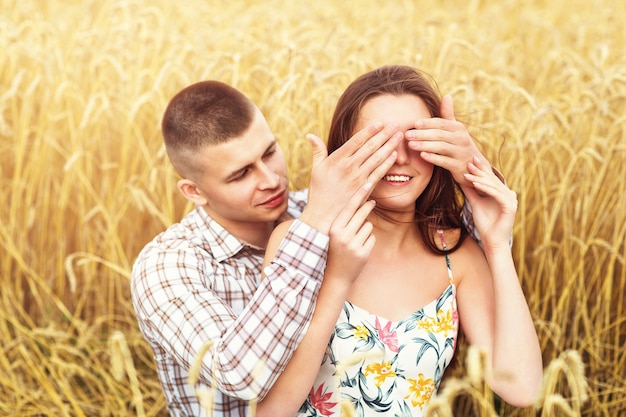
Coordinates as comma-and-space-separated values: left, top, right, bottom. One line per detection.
405, 95, 491, 187
462, 157, 517, 251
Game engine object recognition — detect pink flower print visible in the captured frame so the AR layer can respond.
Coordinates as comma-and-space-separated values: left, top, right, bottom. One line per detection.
375, 317, 399, 352
309, 383, 337, 416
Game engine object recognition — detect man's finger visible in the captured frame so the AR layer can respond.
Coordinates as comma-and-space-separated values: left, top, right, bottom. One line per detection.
440, 94, 456, 121
352, 124, 401, 164
365, 149, 398, 186
306, 133, 328, 168
334, 122, 384, 157
332, 183, 375, 229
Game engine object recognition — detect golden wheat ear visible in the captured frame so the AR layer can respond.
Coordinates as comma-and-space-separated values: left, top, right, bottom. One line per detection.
110, 331, 146, 417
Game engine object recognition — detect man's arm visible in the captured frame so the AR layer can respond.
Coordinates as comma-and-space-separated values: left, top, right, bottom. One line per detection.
131, 219, 330, 401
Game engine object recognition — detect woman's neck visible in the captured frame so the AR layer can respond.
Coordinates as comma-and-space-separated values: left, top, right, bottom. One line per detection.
370, 210, 422, 255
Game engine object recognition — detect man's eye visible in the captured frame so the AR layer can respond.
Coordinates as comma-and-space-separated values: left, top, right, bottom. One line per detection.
232, 169, 249, 181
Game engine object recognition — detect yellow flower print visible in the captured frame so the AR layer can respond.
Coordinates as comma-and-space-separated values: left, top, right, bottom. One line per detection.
405, 373, 436, 409
436, 309, 456, 337
353, 324, 370, 340
417, 316, 437, 333
364, 361, 397, 387
418, 308, 457, 336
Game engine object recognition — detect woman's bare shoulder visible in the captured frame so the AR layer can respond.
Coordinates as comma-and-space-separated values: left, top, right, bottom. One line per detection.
435, 228, 488, 283
451, 232, 490, 286
266, 219, 297, 253
273, 218, 295, 235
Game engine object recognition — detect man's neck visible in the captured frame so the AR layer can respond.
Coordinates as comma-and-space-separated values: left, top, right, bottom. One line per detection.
230, 223, 274, 249
200, 207, 276, 249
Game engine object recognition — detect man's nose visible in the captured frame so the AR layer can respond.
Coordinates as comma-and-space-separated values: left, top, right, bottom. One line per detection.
258, 163, 280, 188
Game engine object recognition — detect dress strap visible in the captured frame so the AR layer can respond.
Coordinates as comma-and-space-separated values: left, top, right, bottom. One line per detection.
437, 229, 454, 285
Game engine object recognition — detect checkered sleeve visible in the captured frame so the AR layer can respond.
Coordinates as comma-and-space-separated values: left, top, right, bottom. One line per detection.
214, 219, 329, 400
132, 219, 329, 404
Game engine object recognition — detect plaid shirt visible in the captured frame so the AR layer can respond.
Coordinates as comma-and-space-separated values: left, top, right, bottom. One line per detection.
131, 190, 327, 417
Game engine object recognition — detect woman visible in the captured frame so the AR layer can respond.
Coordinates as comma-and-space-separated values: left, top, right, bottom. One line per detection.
257, 65, 542, 416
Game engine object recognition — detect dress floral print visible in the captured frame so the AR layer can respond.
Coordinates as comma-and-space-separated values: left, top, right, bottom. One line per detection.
298, 233, 458, 417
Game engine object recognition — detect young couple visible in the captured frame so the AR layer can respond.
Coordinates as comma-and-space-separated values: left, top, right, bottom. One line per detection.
131, 65, 542, 417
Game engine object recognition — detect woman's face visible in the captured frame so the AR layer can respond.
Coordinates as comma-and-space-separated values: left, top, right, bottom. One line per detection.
354, 94, 435, 214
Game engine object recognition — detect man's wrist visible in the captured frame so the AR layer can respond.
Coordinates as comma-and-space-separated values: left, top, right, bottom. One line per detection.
298, 209, 332, 235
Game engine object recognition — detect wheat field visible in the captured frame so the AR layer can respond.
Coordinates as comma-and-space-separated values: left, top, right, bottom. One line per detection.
1, 0, 624, 415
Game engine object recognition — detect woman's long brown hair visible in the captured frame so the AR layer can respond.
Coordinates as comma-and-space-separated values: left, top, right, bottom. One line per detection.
327, 65, 468, 254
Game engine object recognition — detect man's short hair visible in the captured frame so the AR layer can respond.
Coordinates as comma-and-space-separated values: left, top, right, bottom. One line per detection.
162, 80, 255, 179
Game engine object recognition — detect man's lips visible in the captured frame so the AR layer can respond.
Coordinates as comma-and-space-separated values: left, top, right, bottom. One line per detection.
258, 189, 287, 207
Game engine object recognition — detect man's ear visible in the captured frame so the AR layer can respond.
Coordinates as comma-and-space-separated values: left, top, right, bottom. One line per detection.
177, 179, 208, 206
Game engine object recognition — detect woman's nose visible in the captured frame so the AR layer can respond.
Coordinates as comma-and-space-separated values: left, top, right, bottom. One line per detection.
394, 140, 410, 165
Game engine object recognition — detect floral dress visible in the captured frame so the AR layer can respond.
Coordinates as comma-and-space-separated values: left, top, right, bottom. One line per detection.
297, 239, 458, 417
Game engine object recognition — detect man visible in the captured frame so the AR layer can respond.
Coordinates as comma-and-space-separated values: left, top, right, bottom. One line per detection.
131, 80, 403, 416
131, 80, 492, 416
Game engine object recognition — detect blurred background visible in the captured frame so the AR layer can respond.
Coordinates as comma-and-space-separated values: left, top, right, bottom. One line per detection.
1, 0, 624, 415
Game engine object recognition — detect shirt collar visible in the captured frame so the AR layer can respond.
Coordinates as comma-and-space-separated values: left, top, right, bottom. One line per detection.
193, 206, 263, 262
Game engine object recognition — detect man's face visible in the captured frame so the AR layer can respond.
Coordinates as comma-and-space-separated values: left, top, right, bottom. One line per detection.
187, 109, 289, 238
